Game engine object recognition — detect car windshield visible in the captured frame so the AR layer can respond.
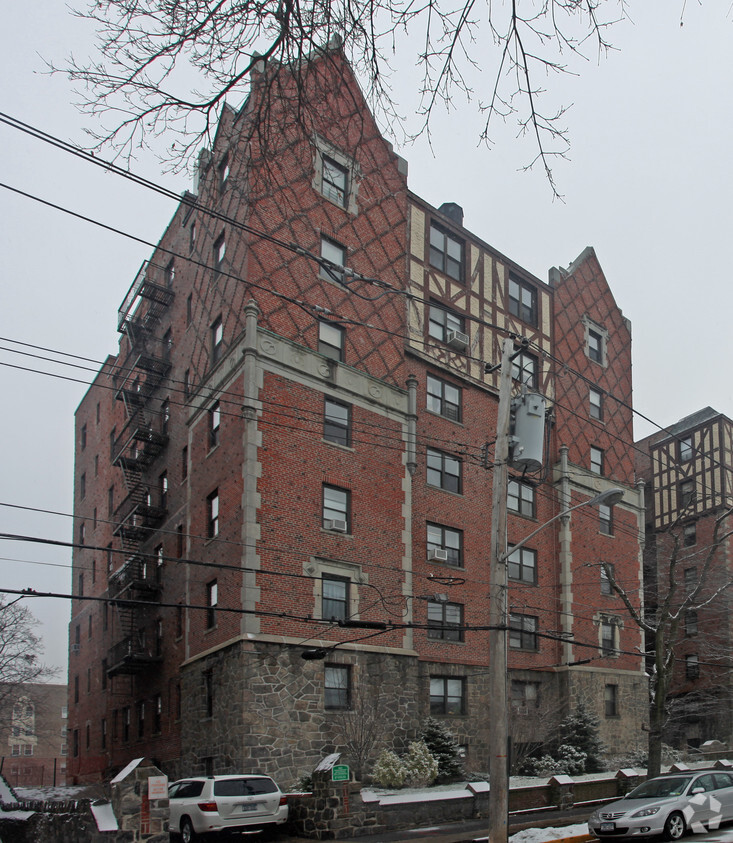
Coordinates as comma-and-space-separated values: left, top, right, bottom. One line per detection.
214, 778, 278, 797
627, 777, 692, 799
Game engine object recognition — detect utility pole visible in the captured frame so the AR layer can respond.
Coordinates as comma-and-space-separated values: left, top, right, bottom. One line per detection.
488, 336, 514, 843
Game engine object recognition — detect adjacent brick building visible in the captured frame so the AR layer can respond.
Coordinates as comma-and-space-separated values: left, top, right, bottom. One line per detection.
636, 408, 733, 750
68, 47, 647, 786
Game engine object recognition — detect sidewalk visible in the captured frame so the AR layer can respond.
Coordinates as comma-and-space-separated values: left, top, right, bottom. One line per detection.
282, 805, 595, 843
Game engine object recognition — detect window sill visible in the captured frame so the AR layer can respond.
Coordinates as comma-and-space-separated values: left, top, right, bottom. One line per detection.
321, 528, 353, 538
322, 438, 354, 452
425, 408, 463, 426
426, 484, 463, 497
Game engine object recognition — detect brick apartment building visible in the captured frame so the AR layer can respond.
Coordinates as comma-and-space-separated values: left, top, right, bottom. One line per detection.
1, 683, 68, 787
636, 408, 733, 750
67, 47, 647, 786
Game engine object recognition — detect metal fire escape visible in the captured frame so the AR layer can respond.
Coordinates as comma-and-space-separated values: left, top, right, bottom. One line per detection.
108, 261, 174, 677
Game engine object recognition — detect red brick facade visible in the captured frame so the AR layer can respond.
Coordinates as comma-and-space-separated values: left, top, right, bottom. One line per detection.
68, 49, 646, 786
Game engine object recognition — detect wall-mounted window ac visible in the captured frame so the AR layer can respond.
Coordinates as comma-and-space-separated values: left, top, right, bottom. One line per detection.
324, 518, 348, 533
428, 548, 449, 562
446, 330, 469, 351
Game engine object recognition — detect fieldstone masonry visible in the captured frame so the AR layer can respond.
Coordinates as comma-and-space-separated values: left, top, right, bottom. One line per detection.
110, 758, 168, 842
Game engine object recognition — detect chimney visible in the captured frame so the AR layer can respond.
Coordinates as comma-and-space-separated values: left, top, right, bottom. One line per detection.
438, 202, 464, 227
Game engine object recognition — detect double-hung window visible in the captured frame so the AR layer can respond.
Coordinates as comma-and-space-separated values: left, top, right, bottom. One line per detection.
589, 388, 603, 421
324, 399, 351, 447
509, 614, 538, 650
323, 485, 350, 531
428, 304, 464, 343
322, 157, 348, 206
686, 654, 699, 680
324, 664, 350, 709
601, 565, 614, 595
600, 619, 618, 656
426, 374, 461, 421
206, 580, 218, 629
320, 237, 346, 283
429, 223, 463, 281
590, 446, 604, 475
604, 684, 619, 717
508, 479, 535, 518
679, 435, 693, 461
426, 448, 461, 493
318, 321, 345, 362
213, 233, 226, 273
209, 401, 221, 449
680, 480, 694, 509
427, 600, 463, 641
511, 351, 538, 388
599, 504, 613, 535
507, 546, 537, 584
508, 276, 537, 325
322, 575, 350, 622
429, 676, 465, 715
426, 523, 463, 567
207, 490, 219, 538
211, 316, 223, 364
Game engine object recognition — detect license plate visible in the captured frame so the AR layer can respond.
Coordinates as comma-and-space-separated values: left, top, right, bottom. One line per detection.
237, 803, 259, 812
600, 822, 615, 832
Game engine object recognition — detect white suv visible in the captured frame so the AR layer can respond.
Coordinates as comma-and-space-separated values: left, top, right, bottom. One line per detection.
168, 774, 289, 841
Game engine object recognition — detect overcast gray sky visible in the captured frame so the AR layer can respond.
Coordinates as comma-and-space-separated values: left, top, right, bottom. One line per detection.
1, 1, 731, 673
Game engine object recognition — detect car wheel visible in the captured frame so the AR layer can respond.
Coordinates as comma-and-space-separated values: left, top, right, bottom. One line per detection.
181, 816, 198, 843
664, 811, 686, 840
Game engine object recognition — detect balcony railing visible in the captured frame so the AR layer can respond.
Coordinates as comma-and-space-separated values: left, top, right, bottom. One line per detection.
108, 555, 161, 599
106, 629, 163, 677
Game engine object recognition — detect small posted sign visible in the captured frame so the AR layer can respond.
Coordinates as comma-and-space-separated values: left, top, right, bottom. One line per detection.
331, 765, 350, 782
148, 775, 169, 799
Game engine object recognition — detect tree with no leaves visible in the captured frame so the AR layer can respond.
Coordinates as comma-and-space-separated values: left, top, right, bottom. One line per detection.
0, 596, 57, 726
601, 504, 733, 777
55, 0, 631, 195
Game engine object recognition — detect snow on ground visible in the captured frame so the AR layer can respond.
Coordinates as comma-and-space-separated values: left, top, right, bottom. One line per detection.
510, 824, 590, 843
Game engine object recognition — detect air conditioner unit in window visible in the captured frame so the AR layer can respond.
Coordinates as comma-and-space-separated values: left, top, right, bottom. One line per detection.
446, 330, 469, 351
324, 518, 348, 533
428, 548, 449, 562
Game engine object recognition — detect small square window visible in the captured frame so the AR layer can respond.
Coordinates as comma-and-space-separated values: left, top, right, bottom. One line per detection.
599, 504, 613, 535
679, 436, 693, 461
511, 351, 538, 389
508, 479, 535, 518
508, 276, 537, 325
590, 446, 604, 475
322, 157, 348, 207
322, 575, 349, 621
206, 580, 218, 629
320, 237, 346, 283
429, 676, 465, 715
323, 485, 350, 531
318, 321, 345, 362
429, 223, 463, 282
207, 490, 219, 538
604, 684, 618, 717
324, 399, 351, 447
426, 448, 462, 493
213, 234, 226, 273
507, 546, 537, 584
325, 664, 351, 710
211, 317, 223, 364
426, 522, 463, 567
428, 304, 465, 343
426, 374, 461, 421
427, 600, 464, 641
509, 614, 538, 650
590, 388, 603, 421
209, 401, 221, 449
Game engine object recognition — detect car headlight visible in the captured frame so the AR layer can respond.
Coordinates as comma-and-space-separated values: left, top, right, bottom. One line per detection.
631, 807, 661, 818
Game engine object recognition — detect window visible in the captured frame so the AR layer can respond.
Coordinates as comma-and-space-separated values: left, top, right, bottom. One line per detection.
101, 718, 107, 749
159, 471, 168, 509
426, 448, 461, 493
184, 369, 191, 400
322, 156, 349, 207
426, 522, 463, 567
177, 524, 184, 558
161, 398, 170, 434
511, 680, 539, 710
79, 522, 85, 546
429, 223, 463, 281
426, 374, 461, 421
429, 676, 465, 715
153, 694, 162, 733
601, 565, 614, 596
588, 328, 604, 364
509, 614, 538, 650
679, 435, 693, 461
80, 473, 86, 500
122, 708, 130, 742
207, 489, 219, 538
427, 600, 463, 642
686, 654, 699, 680
165, 258, 175, 287
206, 580, 218, 629
685, 567, 697, 594
181, 446, 188, 480
73, 729, 80, 757
324, 664, 350, 710
186, 293, 193, 326
101, 659, 107, 690
508, 479, 535, 518
204, 669, 214, 717
324, 399, 351, 446
213, 233, 226, 273
600, 619, 618, 656
428, 303, 464, 343
108, 485, 114, 516
80, 424, 87, 451
209, 401, 221, 449
683, 522, 696, 547
508, 276, 537, 325
507, 546, 537, 584
322, 575, 349, 621
590, 446, 604, 475
211, 316, 223, 364
189, 221, 196, 252
680, 480, 694, 509
318, 321, 345, 362
137, 702, 145, 738
319, 236, 346, 283
218, 155, 230, 192
685, 610, 698, 636
322, 485, 350, 531
590, 388, 603, 421
78, 573, 84, 597
511, 350, 538, 388
94, 454, 98, 477
599, 503, 613, 535
604, 684, 619, 717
